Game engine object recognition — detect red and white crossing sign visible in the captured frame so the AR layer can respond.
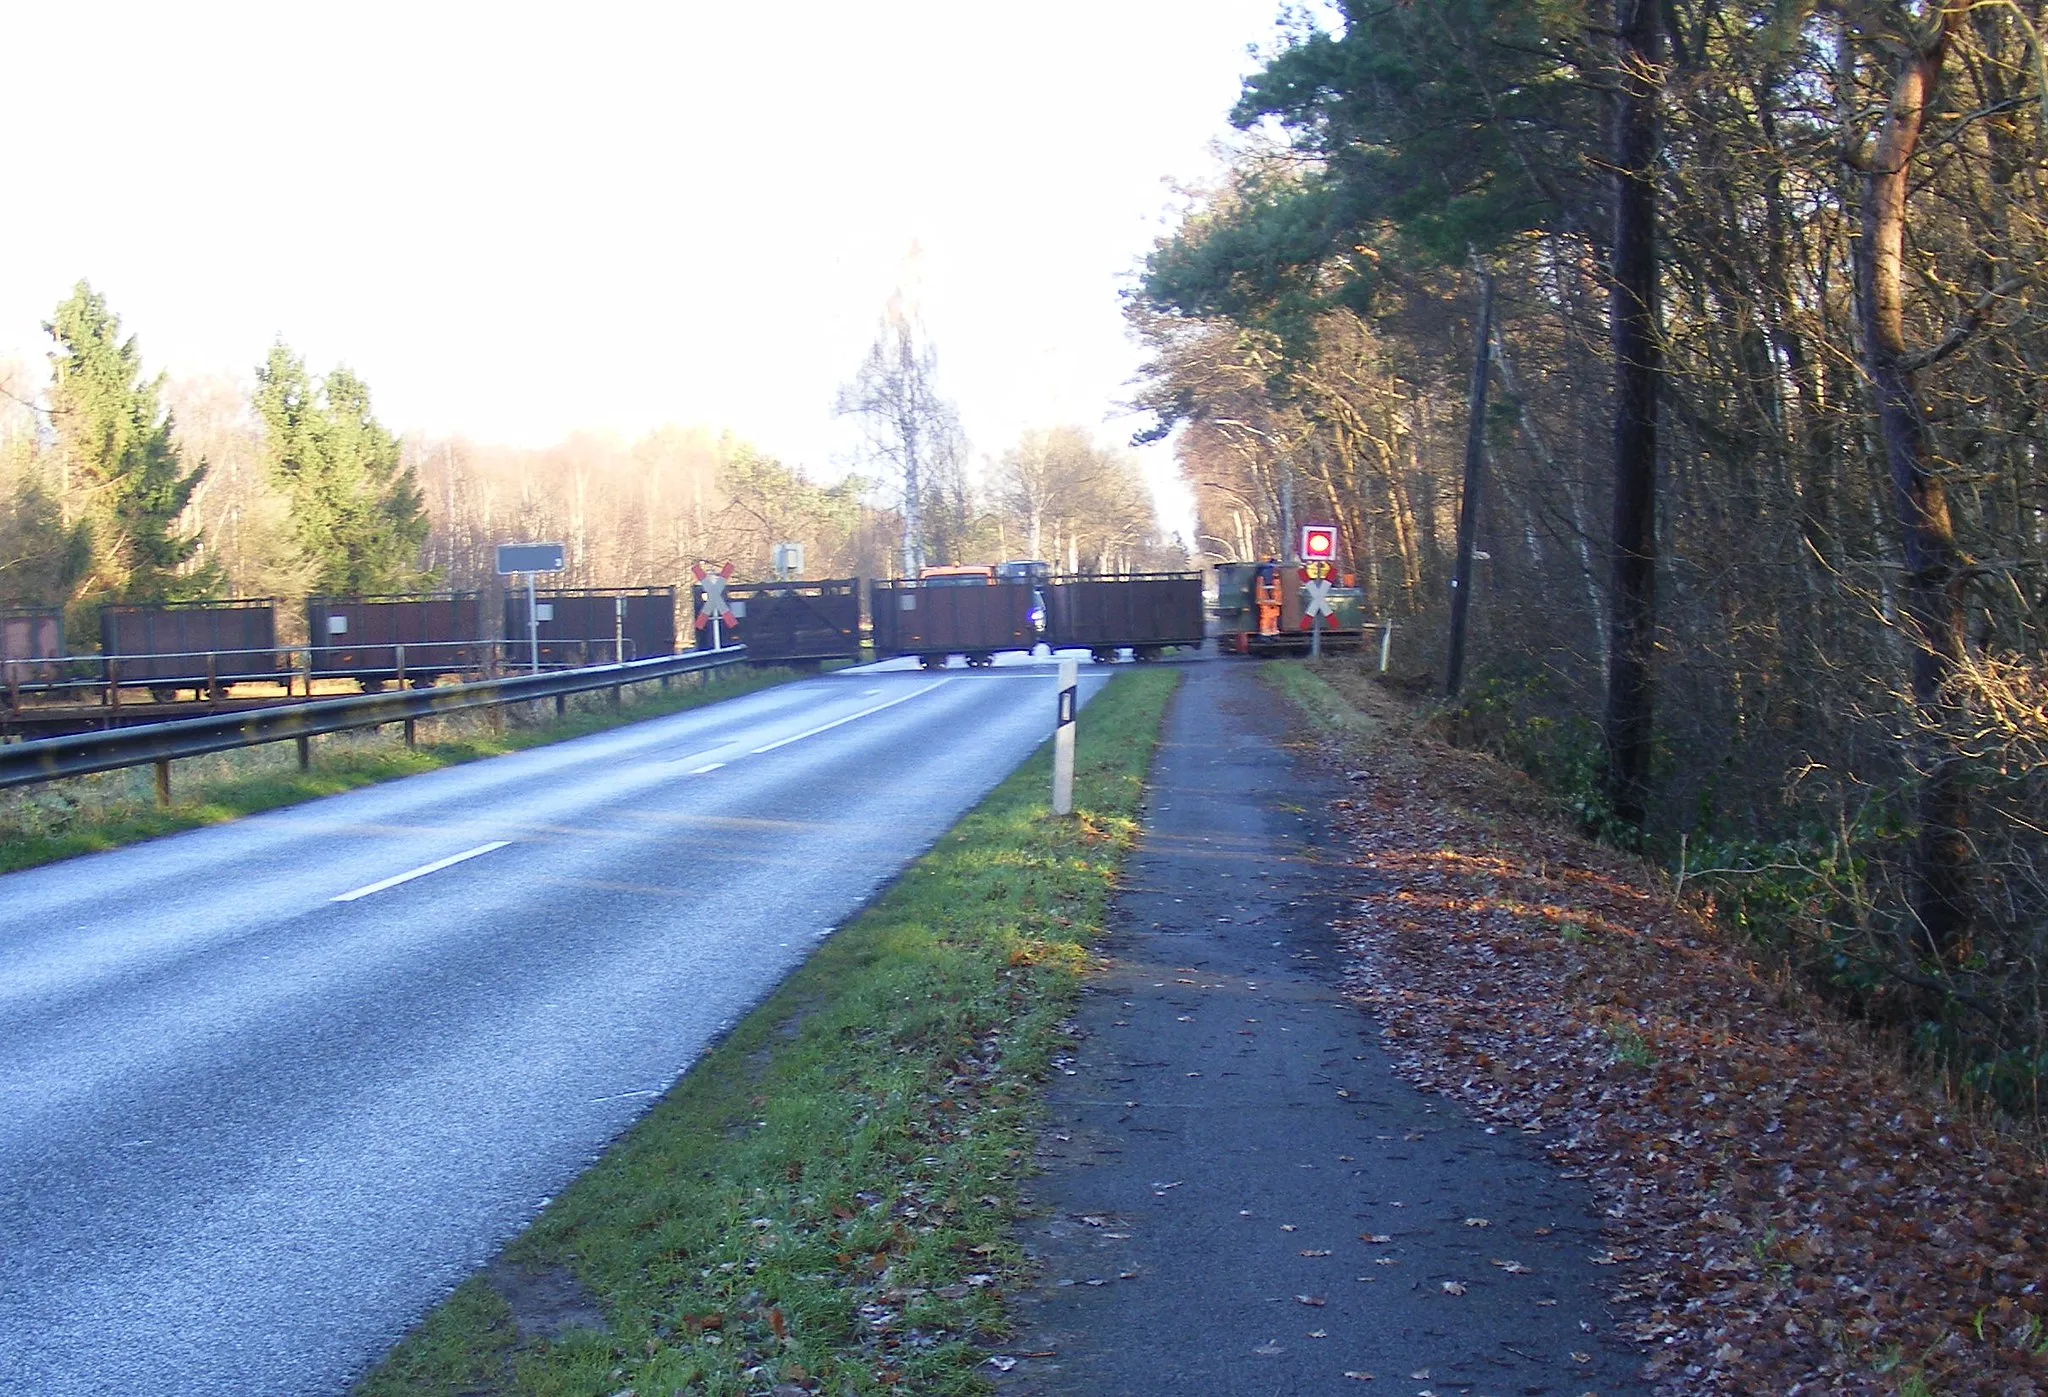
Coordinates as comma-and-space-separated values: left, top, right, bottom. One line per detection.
692, 561, 737, 630
1301, 524, 1338, 564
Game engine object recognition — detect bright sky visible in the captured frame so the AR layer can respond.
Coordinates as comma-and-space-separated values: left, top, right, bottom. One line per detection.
0, 1, 1291, 541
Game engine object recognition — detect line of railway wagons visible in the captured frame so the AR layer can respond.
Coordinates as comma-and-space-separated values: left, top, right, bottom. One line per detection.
4, 571, 1223, 700
713, 572, 1207, 669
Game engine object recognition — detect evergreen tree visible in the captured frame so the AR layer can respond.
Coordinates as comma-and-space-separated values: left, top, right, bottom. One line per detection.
45, 281, 216, 604
254, 343, 429, 595
0, 457, 91, 609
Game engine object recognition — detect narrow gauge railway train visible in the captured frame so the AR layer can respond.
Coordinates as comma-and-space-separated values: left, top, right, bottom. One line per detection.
12, 566, 1225, 719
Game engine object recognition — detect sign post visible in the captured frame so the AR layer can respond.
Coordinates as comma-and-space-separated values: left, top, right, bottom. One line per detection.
1300, 525, 1337, 662
1302, 564, 1335, 659
494, 542, 566, 674
1052, 657, 1078, 816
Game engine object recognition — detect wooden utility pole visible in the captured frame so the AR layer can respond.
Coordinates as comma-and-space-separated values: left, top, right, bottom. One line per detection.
1444, 270, 1494, 696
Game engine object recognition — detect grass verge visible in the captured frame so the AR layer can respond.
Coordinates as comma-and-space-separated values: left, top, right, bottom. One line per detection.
0, 665, 808, 875
356, 667, 1180, 1397
1260, 658, 1388, 748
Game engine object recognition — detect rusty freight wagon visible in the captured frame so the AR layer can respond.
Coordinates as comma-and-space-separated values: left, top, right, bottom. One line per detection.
1, 608, 63, 688
307, 593, 485, 690
870, 577, 1036, 668
503, 587, 676, 668
99, 599, 280, 697
1045, 572, 1204, 663
715, 578, 862, 666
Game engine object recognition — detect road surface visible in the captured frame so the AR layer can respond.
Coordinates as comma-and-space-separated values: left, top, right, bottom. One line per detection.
0, 655, 1110, 1396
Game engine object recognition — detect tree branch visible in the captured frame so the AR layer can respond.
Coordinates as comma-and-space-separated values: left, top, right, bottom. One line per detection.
1899, 274, 2028, 371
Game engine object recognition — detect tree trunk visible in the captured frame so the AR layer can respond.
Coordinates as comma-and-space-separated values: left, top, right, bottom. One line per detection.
1446, 270, 1494, 695
1850, 4, 1972, 957
1603, 0, 1661, 830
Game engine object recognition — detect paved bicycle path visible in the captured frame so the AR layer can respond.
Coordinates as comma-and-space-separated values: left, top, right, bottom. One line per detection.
998, 661, 1644, 1395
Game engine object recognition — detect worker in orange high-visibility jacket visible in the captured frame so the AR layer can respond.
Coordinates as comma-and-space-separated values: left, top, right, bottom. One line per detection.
1254, 557, 1283, 636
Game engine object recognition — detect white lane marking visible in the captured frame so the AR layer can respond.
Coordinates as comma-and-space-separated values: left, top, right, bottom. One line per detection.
750, 678, 951, 754
664, 747, 728, 767
331, 841, 512, 903
690, 762, 726, 774
944, 670, 1100, 679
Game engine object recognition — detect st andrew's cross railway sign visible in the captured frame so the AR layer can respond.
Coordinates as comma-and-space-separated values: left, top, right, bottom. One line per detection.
693, 561, 738, 649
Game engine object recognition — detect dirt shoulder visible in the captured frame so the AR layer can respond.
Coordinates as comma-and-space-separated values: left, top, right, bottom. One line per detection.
1289, 663, 2048, 1395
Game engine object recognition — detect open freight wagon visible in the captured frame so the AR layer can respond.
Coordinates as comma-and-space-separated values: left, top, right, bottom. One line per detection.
869, 577, 1037, 668
1, 607, 64, 688
1044, 572, 1203, 662
99, 598, 280, 698
307, 593, 484, 691
708, 578, 863, 666
503, 587, 676, 668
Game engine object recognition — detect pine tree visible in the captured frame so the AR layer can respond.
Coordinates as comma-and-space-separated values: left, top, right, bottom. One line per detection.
0, 456, 91, 609
254, 343, 429, 595
45, 281, 216, 604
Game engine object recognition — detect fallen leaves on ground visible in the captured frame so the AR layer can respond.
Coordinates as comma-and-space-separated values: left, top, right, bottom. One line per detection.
1308, 677, 2048, 1395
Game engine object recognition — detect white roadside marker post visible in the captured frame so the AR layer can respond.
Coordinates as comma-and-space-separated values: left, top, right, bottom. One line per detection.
1052, 657, 1078, 816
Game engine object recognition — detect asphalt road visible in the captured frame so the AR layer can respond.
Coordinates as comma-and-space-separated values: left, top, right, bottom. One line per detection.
0, 654, 1108, 1396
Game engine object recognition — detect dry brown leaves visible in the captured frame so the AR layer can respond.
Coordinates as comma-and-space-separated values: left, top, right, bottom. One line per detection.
1315, 691, 2048, 1395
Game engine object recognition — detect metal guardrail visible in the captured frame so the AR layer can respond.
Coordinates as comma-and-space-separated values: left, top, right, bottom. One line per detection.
0, 646, 747, 797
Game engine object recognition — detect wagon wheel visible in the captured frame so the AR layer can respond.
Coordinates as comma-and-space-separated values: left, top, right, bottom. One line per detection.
359, 677, 387, 694
1090, 648, 1118, 666
919, 654, 945, 671
149, 686, 180, 704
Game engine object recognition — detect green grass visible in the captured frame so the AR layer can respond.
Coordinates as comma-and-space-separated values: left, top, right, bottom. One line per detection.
0, 665, 807, 875
1260, 659, 1385, 746
356, 667, 1181, 1397
1604, 1023, 1659, 1069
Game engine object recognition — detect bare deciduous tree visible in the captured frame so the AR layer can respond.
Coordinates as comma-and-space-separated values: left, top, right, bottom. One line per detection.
835, 295, 960, 577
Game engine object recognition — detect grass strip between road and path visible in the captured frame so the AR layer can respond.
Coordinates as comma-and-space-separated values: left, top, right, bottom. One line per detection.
357, 666, 1180, 1397
0, 664, 810, 876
